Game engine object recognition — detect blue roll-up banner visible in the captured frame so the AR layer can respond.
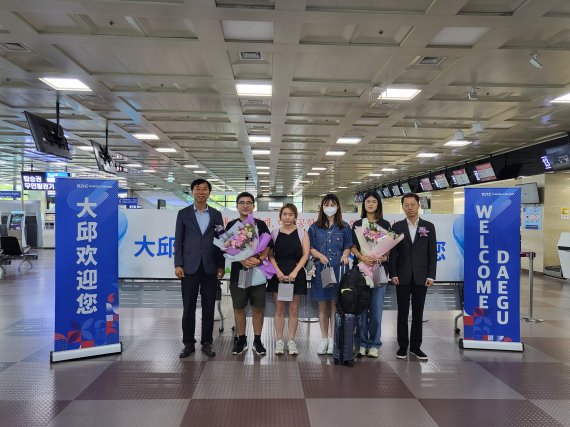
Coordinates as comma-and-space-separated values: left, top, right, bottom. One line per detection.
460, 187, 523, 352
51, 178, 122, 362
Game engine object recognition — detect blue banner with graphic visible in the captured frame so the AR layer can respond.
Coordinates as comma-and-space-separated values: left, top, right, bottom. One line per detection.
463, 188, 521, 343
54, 178, 120, 356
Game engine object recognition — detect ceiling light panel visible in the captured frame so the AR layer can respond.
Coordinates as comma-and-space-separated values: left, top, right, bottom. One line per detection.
249, 135, 271, 143
39, 77, 91, 91
236, 83, 272, 97
336, 137, 361, 144
379, 88, 421, 101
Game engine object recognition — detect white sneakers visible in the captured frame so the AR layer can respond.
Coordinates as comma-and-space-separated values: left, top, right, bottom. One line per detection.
317, 338, 329, 355
359, 347, 367, 357
367, 347, 379, 358
276, 339, 299, 355
275, 339, 285, 355
287, 340, 299, 355
327, 337, 334, 355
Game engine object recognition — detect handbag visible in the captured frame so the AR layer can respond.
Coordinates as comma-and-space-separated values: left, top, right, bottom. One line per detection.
320, 263, 337, 289
307, 227, 335, 273
277, 281, 294, 301
372, 265, 389, 287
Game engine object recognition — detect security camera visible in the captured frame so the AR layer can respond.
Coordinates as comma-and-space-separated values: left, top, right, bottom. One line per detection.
468, 88, 478, 101
245, 176, 249, 181
529, 53, 543, 70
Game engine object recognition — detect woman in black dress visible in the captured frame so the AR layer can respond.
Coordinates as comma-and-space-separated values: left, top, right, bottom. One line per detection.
268, 204, 310, 355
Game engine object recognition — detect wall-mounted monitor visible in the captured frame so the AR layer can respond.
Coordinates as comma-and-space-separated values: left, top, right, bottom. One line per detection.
473, 162, 497, 182
451, 168, 470, 186
24, 111, 72, 160
400, 182, 412, 194
391, 184, 401, 196
433, 173, 449, 189
544, 143, 570, 171
91, 140, 117, 174
517, 182, 540, 204
381, 187, 392, 198
419, 177, 433, 191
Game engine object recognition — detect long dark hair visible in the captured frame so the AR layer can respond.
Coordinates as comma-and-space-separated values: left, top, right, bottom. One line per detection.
316, 193, 345, 229
360, 190, 383, 220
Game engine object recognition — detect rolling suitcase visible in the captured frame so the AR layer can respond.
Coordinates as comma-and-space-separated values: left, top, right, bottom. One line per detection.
333, 312, 356, 367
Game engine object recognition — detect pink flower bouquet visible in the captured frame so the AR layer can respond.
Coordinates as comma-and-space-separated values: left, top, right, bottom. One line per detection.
214, 215, 275, 284
354, 220, 404, 286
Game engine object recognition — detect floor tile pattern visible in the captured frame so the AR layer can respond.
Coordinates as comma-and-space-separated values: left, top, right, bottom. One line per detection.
0, 250, 569, 426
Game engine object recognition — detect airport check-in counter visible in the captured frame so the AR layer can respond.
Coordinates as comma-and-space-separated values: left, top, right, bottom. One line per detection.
558, 232, 570, 279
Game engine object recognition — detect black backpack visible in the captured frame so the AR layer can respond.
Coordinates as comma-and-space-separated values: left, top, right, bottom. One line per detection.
337, 265, 371, 315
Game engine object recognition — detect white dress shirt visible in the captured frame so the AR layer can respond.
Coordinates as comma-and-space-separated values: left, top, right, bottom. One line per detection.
406, 217, 419, 243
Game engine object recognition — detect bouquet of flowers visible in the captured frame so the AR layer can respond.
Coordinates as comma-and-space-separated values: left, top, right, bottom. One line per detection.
354, 219, 404, 287
214, 215, 275, 285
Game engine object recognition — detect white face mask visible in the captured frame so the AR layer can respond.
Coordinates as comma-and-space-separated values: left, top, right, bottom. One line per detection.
323, 206, 338, 217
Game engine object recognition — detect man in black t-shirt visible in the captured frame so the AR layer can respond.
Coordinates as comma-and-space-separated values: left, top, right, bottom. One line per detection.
227, 192, 272, 355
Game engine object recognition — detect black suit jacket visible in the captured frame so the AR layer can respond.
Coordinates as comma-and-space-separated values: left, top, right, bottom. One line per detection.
174, 204, 225, 275
389, 218, 437, 286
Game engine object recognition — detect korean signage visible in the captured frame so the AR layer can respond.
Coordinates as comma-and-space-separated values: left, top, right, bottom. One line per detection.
21, 171, 70, 191
522, 207, 542, 230
52, 178, 121, 362
462, 188, 522, 351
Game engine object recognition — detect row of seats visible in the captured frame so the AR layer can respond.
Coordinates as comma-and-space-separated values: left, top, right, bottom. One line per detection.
0, 236, 38, 273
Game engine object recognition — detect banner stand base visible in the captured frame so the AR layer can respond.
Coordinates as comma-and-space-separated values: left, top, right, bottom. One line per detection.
459, 339, 524, 352
50, 342, 123, 363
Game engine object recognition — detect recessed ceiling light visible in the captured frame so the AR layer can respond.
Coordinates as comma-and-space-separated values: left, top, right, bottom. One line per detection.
256, 166, 270, 169
369, 173, 383, 177
287, 194, 294, 197
336, 137, 361, 144
259, 179, 270, 183
444, 140, 472, 147
379, 88, 421, 101
381, 168, 397, 172
417, 153, 439, 158
141, 170, 156, 173
252, 149, 270, 155
156, 147, 176, 153
194, 170, 207, 174
338, 186, 348, 189
299, 180, 310, 183
209, 178, 219, 182
133, 133, 159, 140
77, 145, 94, 151
351, 181, 363, 184
258, 171, 270, 175
39, 77, 92, 92
326, 150, 346, 156
125, 163, 142, 168
236, 83, 272, 97
184, 164, 199, 168
312, 167, 326, 171
307, 172, 320, 176
249, 135, 271, 143
551, 92, 570, 103
135, 182, 147, 185
180, 183, 191, 186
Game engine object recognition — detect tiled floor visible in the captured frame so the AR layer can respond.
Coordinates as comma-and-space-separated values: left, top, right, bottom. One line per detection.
1, 250, 570, 426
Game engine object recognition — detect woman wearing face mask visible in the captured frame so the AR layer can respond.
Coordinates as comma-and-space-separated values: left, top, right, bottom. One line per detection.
351, 190, 391, 359
308, 194, 353, 355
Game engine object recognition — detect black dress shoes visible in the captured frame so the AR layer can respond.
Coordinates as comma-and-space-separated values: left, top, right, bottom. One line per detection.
201, 342, 216, 357
179, 344, 195, 358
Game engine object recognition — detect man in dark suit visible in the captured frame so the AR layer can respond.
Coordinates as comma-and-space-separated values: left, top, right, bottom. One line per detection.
174, 178, 225, 358
389, 193, 437, 361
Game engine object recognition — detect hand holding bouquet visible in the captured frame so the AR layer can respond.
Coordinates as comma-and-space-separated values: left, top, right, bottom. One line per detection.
214, 215, 275, 285
354, 219, 404, 287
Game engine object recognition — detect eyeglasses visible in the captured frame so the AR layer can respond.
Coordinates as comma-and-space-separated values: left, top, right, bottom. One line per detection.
237, 201, 254, 206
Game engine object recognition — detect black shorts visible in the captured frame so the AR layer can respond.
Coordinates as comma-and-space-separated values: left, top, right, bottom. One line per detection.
229, 281, 266, 309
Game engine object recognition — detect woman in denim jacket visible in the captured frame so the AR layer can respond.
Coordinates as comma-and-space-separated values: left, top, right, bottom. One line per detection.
308, 193, 352, 355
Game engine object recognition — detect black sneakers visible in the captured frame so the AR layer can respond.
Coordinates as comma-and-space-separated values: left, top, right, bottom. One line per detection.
201, 342, 216, 357
253, 340, 267, 356
232, 336, 247, 355
396, 348, 407, 359
409, 348, 428, 361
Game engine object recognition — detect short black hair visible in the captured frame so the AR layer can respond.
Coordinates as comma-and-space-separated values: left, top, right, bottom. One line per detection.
191, 178, 212, 192
360, 190, 383, 219
236, 191, 255, 204
401, 192, 420, 205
